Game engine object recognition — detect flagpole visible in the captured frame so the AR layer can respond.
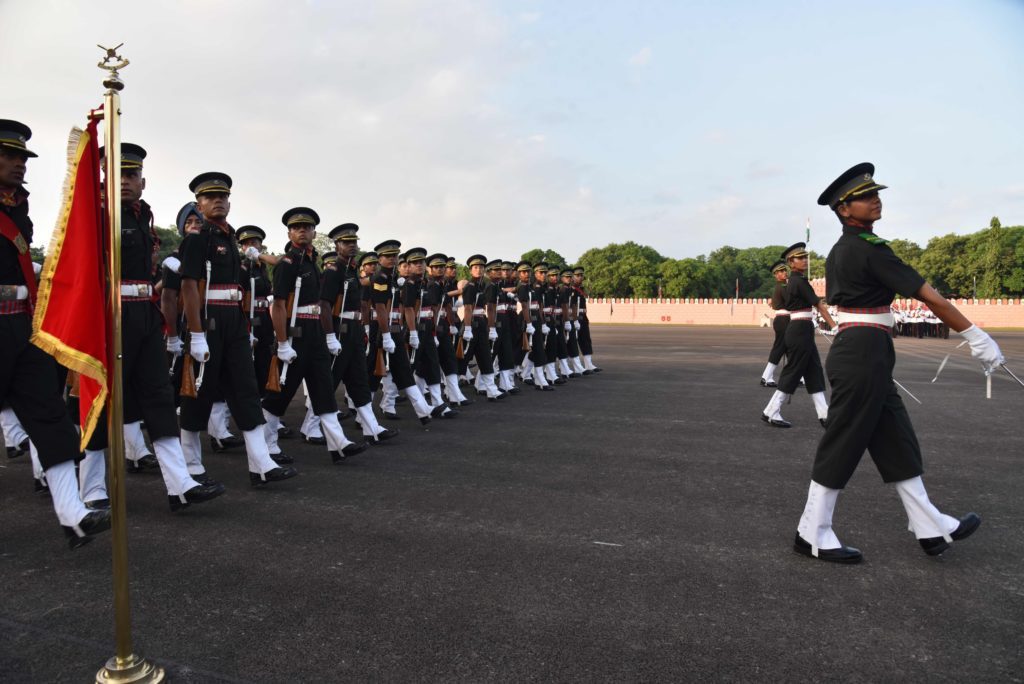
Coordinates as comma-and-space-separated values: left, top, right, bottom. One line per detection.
95, 45, 164, 684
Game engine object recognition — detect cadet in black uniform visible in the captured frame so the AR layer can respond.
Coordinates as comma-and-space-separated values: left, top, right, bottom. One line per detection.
488, 259, 519, 394
532, 262, 560, 385
371, 240, 435, 423
359, 251, 382, 392
429, 254, 470, 406
572, 267, 601, 373
516, 261, 551, 390
259, 208, 367, 464
411, 251, 459, 415
542, 267, 569, 385
759, 261, 790, 387
179, 172, 297, 485
793, 163, 1002, 563
0, 119, 110, 546
561, 268, 586, 376
461, 255, 503, 400
761, 243, 835, 428
85, 143, 225, 512
318, 223, 398, 442
237, 225, 276, 399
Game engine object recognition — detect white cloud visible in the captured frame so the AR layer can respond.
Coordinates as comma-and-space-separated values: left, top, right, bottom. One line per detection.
628, 46, 652, 67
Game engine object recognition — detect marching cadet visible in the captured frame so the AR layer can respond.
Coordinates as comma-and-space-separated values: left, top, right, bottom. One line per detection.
488, 259, 519, 394
543, 267, 569, 384
179, 172, 297, 485
572, 266, 601, 373
532, 262, 562, 386
163, 202, 245, 453
360, 251, 383, 397
761, 243, 835, 428
0, 118, 110, 546
759, 260, 789, 387
794, 163, 1000, 563
259, 208, 368, 464
461, 255, 504, 400
237, 225, 277, 400
407, 246, 456, 413
517, 261, 551, 390
371, 240, 437, 423
446, 256, 471, 382
318, 223, 399, 442
377, 252, 408, 418
81, 143, 226, 513
425, 253, 471, 406
561, 268, 586, 376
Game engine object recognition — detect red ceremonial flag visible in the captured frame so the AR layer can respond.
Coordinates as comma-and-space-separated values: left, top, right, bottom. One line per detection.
31, 116, 108, 450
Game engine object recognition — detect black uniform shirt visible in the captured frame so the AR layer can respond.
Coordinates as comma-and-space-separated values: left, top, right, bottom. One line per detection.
272, 246, 321, 305
240, 259, 272, 297
483, 279, 498, 306
121, 201, 158, 281
370, 267, 395, 305
422, 279, 442, 308
320, 258, 361, 311
771, 282, 786, 310
462, 278, 485, 312
0, 188, 31, 285
401, 278, 420, 309
181, 221, 241, 286
825, 227, 926, 308
782, 272, 819, 311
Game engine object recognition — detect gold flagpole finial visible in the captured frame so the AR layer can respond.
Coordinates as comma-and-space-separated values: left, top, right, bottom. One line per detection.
97, 43, 129, 91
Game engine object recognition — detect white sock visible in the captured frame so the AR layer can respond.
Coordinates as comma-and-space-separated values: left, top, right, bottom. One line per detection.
46, 460, 89, 526
429, 384, 445, 407
30, 441, 45, 481
571, 356, 585, 374
894, 476, 960, 540
545, 363, 558, 382
355, 403, 385, 439
79, 449, 108, 503
445, 375, 467, 403
153, 436, 200, 496
180, 429, 205, 475
262, 410, 282, 454
796, 480, 843, 554
319, 412, 354, 451
404, 385, 432, 419
242, 428, 279, 475
761, 362, 777, 383
1, 406, 27, 447
208, 401, 232, 440
301, 404, 322, 439
811, 392, 829, 421
763, 390, 790, 421
584, 354, 597, 370
123, 420, 151, 462
533, 367, 549, 388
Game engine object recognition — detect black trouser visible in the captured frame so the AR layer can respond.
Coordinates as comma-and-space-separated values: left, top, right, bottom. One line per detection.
777, 320, 826, 394
566, 324, 581, 358
545, 316, 568, 363
262, 317, 338, 417
179, 305, 264, 432
529, 315, 548, 366
768, 315, 788, 364
468, 317, 493, 375
87, 301, 180, 449
414, 319, 443, 385
331, 315, 372, 407
385, 326, 416, 389
578, 316, 593, 355
0, 313, 80, 470
812, 327, 923, 489
437, 317, 459, 376
494, 313, 517, 372
252, 308, 275, 398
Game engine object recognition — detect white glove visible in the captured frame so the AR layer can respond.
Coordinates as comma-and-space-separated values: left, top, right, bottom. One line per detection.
573, 320, 580, 330
163, 255, 182, 274
166, 335, 183, 356
434, 335, 440, 347
506, 291, 517, 301
462, 327, 474, 342
959, 324, 1005, 373
541, 324, 550, 335
564, 321, 572, 332
488, 327, 498, 342
326, 333, 342, 356
32, 262, 42, 275
276, 339, 298, 363
189, 332, 210, 362
526, 323, 536, 335
396, 277, 406, 287
364, 325, 370, 338
244, 246, 260, 261
382, 332, 396, 354
409, 330, 420, 349
450, 325, 459, 335
249, 332, 257, 347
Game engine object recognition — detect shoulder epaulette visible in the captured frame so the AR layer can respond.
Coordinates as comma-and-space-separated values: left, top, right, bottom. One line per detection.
858, 232, 889, 245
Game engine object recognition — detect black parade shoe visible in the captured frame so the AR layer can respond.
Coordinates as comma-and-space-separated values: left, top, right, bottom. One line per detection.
761, 413, 792, 429
793, 534, 863, 564
249, 466, 298, 486
169, 481, 226, 512
330, 441, 369, 463
919, 513, 981, 556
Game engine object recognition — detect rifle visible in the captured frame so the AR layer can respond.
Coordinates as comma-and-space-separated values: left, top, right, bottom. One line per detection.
278, 274, 303, 386
192, 261, 213, 393
522, 290, 532, 351
265, 290, 295, 392
331, 276, 349, 372
409, 279, 425, 365
181, 337, 197, 398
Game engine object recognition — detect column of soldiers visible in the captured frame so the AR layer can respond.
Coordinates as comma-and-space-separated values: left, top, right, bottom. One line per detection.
0, 121, 602, 549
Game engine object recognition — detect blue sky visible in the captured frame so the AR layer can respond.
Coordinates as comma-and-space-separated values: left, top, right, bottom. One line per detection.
3, 0, 1022, 262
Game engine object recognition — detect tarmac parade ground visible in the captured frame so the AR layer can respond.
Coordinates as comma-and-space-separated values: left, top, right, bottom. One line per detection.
1, 326, 1022, 682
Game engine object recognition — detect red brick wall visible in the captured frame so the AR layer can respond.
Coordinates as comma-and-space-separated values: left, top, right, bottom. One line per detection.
584, 298, 1024, 329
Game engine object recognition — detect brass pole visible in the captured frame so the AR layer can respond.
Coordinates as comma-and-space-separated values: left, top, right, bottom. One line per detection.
95, 44, 164, 684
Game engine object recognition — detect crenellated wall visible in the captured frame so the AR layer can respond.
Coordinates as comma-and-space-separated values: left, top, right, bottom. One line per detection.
583, 298, 1024, 329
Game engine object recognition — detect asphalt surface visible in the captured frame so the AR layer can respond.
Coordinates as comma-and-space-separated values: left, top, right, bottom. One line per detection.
1, 326, 1022, 682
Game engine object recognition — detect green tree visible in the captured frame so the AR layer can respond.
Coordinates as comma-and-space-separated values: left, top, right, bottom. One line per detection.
577, 242, 664, 297
520, 248, 567, 270
30, 245, 45, 263
155, 225, 183, 264
888, 238, 923, 271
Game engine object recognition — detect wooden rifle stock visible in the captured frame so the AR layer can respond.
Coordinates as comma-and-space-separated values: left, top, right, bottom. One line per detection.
374, 347, 386, 377
266, 356, 281, 392
521, 330, 530, 351
455, 334, 464, 359
181, 355, 197, 398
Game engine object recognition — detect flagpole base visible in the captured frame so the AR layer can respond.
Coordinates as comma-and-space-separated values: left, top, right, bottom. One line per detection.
96, 653, 165, 683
